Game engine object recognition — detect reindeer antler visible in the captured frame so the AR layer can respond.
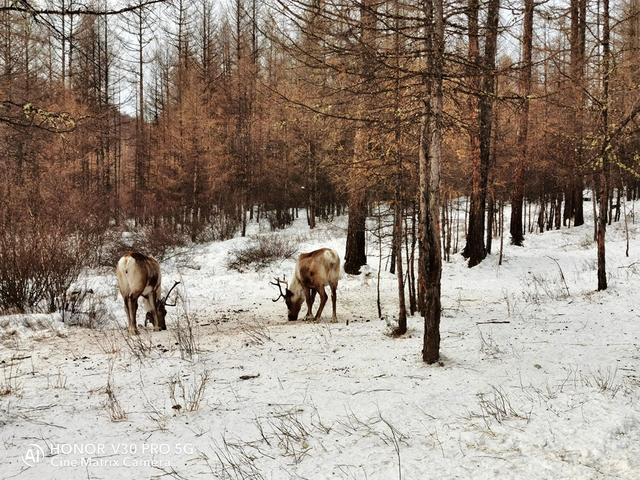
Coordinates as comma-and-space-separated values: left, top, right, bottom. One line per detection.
162, 281, 181, 306
270, 275, 287, 302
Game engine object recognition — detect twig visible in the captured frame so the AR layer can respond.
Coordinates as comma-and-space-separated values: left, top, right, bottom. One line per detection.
545, 256, 570, 296
618, 262, 640, 269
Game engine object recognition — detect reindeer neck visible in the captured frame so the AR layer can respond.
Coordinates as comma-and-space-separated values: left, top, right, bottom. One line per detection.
289, 272, 304, 297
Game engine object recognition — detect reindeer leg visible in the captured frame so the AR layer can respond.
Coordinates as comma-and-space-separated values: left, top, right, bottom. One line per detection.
304, 289, 314, 320
127, 296, 139, 335
142, 295, 151, 328
330, 283, 337, 322
145, 293, 161, 331
314, 287, 328, 322
123, 298, 131, 330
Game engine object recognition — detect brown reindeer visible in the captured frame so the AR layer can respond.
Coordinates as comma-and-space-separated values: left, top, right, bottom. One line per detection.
115, 252, 179, 334
272, 248, 340, 322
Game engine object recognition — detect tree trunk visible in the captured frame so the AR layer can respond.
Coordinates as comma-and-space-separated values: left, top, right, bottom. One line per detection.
462, 0, 482, 264
463, 0, 500, 267
510, 0, 534, 246
597, 0, 611, 291
393, 199, 407, 335
570, 0, 587, 227
407, 203, 418, 315
344, 192, 367, 274
419, 0, 444, 364
344, 0, 375, 275
486, 194, 494, 254
307, 141, 317, 229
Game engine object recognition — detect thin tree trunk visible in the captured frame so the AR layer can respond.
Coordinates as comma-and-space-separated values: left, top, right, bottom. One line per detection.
499, 200, 505, 265
406, 204, 417, 315
344, 192, 367, 274
393, 200, 407, 335
486, 193, 494, 254
463, 0, 500, 267
419, 0, 444, 364
510, 0, 534, 245
597, 0, 611, 291
462, 0, 482, 263
344, 0, 375, 275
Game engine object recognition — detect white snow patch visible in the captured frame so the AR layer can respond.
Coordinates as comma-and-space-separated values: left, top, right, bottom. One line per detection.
0, 312, 67, 344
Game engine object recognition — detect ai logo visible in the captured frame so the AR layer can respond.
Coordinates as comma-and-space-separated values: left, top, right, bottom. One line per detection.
21, 443, 45, 467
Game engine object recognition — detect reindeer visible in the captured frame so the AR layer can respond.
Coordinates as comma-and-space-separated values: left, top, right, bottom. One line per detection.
272, 248, 340, 322
115, 252, 180, 334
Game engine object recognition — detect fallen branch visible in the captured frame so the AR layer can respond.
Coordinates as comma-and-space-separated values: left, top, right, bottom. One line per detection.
618, 262, 640, 269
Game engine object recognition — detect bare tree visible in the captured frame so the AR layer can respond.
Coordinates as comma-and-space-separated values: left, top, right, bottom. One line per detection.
419, 0, 444, 364
509, 0, 534, 246
463, 0, 500, 267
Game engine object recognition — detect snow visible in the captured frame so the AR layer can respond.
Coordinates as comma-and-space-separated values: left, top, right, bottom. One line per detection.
0, 313, 67, 344
1, 203, 640, 479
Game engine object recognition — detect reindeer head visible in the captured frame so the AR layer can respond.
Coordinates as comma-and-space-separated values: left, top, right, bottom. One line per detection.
153, 281, 180, 330
271, 276, 303, 321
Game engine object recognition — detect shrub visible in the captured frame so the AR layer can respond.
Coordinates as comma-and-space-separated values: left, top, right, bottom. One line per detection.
60, 289, 114, 328
227, 235, 298, 272
195, 212, 240, 242
0, 182, 109, 314
266, 209, 294, 231
0, 222, 89, 314
100, 223, 190, 267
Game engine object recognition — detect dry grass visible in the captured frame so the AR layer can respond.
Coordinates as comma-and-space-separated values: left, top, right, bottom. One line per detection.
172, 290, 200, 361
0, 358, 22, 396
105, 361, 127, 422
61, 288, 114, 328
169, 370, 210, 412
119, 324, 154, 362
46, 368, 67, 390
240, 320, 272, 346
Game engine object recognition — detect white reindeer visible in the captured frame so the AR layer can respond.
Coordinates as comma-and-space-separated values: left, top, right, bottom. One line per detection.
115, 252, 179, 334
272, 248, 340, 322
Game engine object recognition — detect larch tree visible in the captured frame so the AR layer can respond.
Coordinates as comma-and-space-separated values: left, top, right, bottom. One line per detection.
509, 0, 534, 246
344, 0, 376, 275
419, 0, 444, 363
463, 0, 500, 267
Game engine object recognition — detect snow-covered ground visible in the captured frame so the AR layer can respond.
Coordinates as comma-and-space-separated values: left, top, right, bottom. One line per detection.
1, 204, 640, 479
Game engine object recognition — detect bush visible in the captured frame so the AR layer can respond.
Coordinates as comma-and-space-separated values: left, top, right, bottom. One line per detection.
266, 209, 294, 231
0, 223, 89, 314
227, 235, 298, 272
143, 224, 190, 260
60, 289, 114, 328
195, 212, 240, 242
100, 223, 190, 267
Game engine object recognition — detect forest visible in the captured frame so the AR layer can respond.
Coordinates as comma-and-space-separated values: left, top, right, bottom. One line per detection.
2, 0, 640, 360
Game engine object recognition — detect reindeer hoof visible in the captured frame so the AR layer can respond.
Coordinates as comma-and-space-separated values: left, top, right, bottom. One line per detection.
128, 328, 139, 335
304, 315, 314, 321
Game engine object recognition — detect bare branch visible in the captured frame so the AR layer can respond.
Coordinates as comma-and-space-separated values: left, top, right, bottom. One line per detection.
2, 0, 168, 16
